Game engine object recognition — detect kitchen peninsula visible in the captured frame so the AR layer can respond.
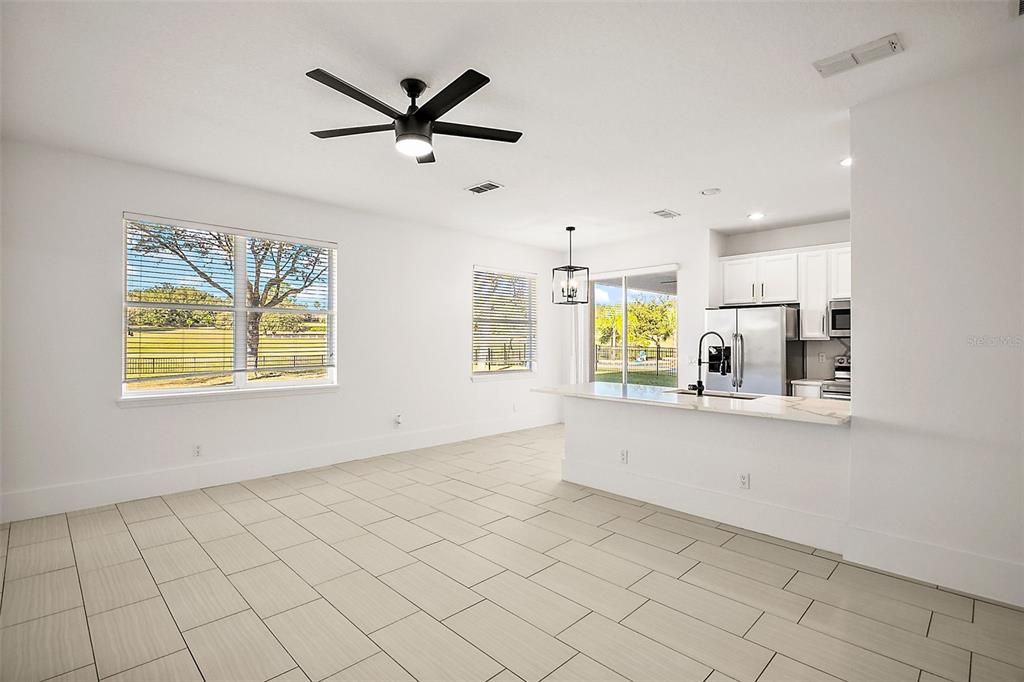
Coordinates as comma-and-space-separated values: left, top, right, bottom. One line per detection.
535, 383, 851, 553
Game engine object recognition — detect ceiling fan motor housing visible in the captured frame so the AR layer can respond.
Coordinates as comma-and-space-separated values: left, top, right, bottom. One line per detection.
395, 115, 432, 147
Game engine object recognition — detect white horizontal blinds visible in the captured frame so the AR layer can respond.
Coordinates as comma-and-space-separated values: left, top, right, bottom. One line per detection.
245, 238, 334, 384
124, 216, 336, 392
124, 308, 234, 383
245, 313, 331, 372
472, 268, 537, 373
246, 238, 331, 312
126, 221, 235, 305
125, 220, 237, 389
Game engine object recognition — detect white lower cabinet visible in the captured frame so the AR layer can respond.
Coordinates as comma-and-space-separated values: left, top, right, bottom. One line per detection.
792, 381, 823, 399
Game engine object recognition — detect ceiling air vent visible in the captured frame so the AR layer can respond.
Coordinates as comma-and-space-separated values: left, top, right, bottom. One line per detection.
813, 33, 905, 78
652, 209, 681, 219
466, 180, 503, 194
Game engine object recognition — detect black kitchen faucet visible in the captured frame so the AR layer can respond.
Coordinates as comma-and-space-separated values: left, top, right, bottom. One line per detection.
691, 331, 731, 396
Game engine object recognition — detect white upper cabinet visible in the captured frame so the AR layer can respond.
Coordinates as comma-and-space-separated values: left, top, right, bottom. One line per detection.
829, 247, 852, 299
721, 254, 798, 305
757, 253, 799, 303
719, 242, 850, 319
722, 258, 759, 305
798, 251, 829, 340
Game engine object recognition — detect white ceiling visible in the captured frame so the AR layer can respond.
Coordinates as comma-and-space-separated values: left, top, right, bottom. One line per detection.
3, 2, 1021, 250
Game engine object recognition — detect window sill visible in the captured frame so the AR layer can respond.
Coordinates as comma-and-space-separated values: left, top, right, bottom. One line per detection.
470, 371, 535, 383
117, 383, 340, 407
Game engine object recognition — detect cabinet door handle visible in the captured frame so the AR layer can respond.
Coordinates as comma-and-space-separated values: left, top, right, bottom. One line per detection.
751, 283, 754, 299
821, 314, 825, 334
761, 283, 765, 298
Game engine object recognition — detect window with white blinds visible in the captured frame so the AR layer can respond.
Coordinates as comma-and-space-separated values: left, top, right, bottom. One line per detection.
123, 214, 337, 395
472, 267, 537, 374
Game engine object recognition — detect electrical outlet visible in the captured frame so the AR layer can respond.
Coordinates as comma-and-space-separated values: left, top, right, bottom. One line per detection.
393, 413, 403, 427
818, 352, 827, 363
620, 449, 629, 464
193, 445, 202, 458
512, 402, 518, 414
739, 472, 751, 489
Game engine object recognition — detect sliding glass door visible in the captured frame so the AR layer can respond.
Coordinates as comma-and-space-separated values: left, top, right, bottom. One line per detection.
591, 270, 677, 387
592, 278, 625, 384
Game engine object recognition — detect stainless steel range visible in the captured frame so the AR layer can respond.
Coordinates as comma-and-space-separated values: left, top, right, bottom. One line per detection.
822, 355, 851, 401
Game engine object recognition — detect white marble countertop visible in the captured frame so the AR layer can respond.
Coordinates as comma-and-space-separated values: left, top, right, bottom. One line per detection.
533, 382, 851, 426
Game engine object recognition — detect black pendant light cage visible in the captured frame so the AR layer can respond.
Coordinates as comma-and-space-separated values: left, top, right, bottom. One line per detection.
552, 226, 589, 305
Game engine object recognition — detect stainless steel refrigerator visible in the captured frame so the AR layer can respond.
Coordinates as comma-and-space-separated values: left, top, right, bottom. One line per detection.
704, 306, 803, 396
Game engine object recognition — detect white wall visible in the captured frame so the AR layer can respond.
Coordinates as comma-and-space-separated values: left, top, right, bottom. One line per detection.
847, 60, 1024, 605
707, 229, 725, 311
0, 141, 567, 521
717, 218, 850, 257
573, 226, 712, 380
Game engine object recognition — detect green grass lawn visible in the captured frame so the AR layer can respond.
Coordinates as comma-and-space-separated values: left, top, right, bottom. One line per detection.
594, 370, 678, 388
125, 326, 328, 390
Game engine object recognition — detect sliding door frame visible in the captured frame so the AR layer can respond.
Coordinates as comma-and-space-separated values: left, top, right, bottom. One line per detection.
588, 263, 679, 387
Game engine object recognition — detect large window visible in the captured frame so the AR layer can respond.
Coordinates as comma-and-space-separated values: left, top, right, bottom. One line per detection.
123, 214, 336, 395
592, 270, 677, 387
472, 267, 537, 374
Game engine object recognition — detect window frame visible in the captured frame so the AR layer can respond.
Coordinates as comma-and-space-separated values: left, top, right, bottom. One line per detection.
120, 212, 338, 400
471, 265, 538, 377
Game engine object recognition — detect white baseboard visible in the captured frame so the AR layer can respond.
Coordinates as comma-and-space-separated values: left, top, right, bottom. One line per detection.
1, 411, 560, 522
845, 525, 1024, 608
562, 459, 847, 553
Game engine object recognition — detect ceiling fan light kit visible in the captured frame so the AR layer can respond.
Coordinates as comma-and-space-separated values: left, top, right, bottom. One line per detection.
307, 68, 522, 164
552, 226, 589, 305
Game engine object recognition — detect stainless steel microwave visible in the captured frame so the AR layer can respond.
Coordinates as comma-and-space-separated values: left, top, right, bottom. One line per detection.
827, 299, 851, 337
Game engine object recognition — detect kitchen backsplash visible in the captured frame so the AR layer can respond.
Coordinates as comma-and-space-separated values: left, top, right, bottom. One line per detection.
804, 338, 850, 380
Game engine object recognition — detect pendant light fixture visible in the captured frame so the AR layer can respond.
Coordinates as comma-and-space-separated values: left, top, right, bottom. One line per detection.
552, 226, 589, 305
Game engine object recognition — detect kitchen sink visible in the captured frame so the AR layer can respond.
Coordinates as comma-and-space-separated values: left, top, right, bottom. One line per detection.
668, 389, 762, 400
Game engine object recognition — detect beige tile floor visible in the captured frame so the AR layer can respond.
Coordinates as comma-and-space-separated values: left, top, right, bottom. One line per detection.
1, 424, 1023, 682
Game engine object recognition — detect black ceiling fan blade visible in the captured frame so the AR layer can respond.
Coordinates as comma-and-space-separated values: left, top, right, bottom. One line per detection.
306, 68, 403, 119
415, 69, 490, 122
416, 151, 436, 164
432, 121, 522, 143
310, 123, 395, 139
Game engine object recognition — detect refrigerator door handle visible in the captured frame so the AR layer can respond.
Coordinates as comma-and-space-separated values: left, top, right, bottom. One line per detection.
741, 333, 749, 387
730, 333, 737, 387
737, 333, 744, 388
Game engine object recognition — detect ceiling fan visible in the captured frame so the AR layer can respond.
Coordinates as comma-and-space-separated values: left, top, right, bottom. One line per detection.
306, 67, 522, 164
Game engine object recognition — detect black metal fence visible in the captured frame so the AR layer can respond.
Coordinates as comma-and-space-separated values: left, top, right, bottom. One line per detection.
250, 353, 330, 370
595, 344, 678, 375
473, 344, 532, 371
126, 353, 329, 379
125, 356, 231, 379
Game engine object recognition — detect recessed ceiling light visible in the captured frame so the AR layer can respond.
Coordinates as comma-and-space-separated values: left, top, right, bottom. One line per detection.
700, 188, 721, 196
840, 157, 853, 167
747, 212, 766, 221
